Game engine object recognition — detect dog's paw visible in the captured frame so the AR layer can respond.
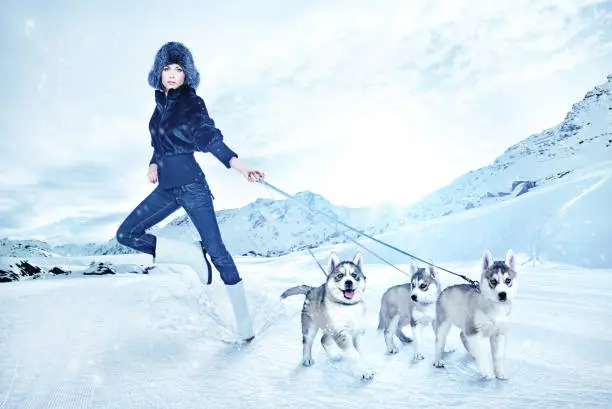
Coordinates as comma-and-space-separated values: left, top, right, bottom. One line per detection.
386, 347, 399, 355
413, 352, 425, 361
495, 373, 509, 381
433, 359, 445, 368
360, 370, 375, 382
301, 358, 315, 367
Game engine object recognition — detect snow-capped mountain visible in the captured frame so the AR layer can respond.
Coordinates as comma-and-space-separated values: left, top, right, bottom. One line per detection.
157, 191, 403, 256
405, 73, 612, 219
0, 194, 398, 258
53, 238, 138, 257
0, 238, 56, 258
0, 238, 138, 259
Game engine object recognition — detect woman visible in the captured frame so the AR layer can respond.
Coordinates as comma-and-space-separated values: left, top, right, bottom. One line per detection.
116, 42, 265, 343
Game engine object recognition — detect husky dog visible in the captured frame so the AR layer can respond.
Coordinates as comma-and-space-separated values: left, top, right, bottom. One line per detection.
280, 251, 374, 381
378, 264, 441, 361
433, 249, 518, 380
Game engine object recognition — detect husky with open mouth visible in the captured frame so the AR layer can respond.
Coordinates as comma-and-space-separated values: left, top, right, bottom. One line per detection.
281, 251, 374, 381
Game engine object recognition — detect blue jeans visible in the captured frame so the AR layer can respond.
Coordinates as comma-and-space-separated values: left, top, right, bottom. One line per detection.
116, 181, 241, 285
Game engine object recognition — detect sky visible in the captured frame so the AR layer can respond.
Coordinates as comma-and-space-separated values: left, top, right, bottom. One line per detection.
1, 0, 611, 245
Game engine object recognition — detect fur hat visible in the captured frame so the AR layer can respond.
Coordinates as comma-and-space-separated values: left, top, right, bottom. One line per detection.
148, 42, 200, 90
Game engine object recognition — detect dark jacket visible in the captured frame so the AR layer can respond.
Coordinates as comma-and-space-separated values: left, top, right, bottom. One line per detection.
149, 84, 237, 188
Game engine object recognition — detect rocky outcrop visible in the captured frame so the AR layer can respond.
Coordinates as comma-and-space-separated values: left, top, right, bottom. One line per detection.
0, 260, 44, 282
0, 260, 151, 283
83, 262, 117, 275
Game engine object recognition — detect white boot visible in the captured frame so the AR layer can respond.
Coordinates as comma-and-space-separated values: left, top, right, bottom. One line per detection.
154, 236, 212, 285
225, 280, 255, 342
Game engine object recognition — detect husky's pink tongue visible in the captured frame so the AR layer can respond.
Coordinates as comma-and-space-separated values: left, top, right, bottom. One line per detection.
344, 290, 355, 299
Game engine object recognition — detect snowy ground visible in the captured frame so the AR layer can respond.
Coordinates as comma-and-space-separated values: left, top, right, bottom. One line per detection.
1, 248, 612, 409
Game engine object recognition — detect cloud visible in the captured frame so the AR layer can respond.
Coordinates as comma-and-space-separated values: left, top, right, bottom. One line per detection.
1, 0, 611, 243
25, 19, 35, 37
14, 212, 129, 245
0, 160, 154, 236
202, 0, 611, 156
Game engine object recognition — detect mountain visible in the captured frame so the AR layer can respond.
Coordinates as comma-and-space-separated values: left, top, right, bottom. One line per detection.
0, 193, 399, 258
157, 191, 404, 256
0, 238, 56, 258
0, 238, 139, 259
53, 238, 139, 257
404, 73, 612, 220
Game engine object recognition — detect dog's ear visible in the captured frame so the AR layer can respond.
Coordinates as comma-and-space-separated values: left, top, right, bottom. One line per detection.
482, 249, 493, 272
428, 264, 438, 281
352, 251, 363, 270
505, 249, 516, 271
328, 251, 340, 275
409, 263, 418, 275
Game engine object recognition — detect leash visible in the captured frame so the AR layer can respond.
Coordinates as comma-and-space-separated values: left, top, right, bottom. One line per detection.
307, 227, 410, 278
262, 182, 409, 278
323, 227, 411, 277
258, 179, 477, 286
307, 247, 329, 277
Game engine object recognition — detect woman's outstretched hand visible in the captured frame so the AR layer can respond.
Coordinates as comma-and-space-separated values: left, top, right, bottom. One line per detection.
230, 157, 265, 183
147, 164, 158, 184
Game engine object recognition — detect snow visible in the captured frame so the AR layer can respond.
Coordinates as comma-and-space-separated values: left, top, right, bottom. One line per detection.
4, 146, 612, 405
2, 236, 612, 408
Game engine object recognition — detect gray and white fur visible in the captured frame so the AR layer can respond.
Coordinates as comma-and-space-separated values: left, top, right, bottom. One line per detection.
378, 264, 441, 361
433, 249, 518, 380
281, 251, 374, 381
147, 42, 200, 90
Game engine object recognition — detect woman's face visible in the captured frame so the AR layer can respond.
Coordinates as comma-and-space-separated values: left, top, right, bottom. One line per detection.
161, 64, 185, 91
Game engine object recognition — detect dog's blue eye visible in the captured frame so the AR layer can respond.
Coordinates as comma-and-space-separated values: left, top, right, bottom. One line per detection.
419, 283, 428, 290
351, 273, 360, 281
490, 279, 498, 287
335, 273, 344, 280
505, 278, 512, 285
